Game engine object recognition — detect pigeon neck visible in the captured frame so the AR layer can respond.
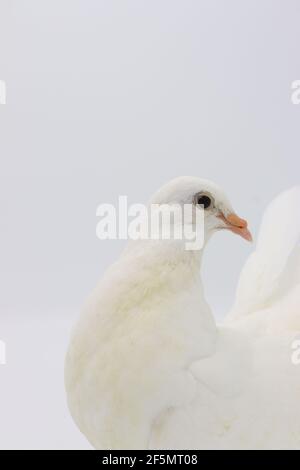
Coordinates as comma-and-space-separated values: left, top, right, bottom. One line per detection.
121, 239, 206, 299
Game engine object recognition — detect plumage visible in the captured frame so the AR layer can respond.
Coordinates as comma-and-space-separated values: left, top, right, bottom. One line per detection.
65, 177, 300, 450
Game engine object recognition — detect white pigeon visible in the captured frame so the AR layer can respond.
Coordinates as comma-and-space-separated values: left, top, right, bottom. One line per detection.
65, 177, 300, 450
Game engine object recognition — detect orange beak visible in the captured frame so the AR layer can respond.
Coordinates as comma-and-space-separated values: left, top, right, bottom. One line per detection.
218, 213, 252, 242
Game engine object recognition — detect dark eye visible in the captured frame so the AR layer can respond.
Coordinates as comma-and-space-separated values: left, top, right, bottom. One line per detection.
194, 193, 213, 209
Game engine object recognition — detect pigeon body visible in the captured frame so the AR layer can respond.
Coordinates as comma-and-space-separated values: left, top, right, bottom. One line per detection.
65, 177, 300, 449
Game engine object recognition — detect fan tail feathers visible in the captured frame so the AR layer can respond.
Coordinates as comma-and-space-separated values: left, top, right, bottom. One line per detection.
228, 186, 300, 321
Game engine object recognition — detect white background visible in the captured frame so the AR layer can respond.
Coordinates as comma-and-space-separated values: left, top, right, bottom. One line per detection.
0, 0, 299, 449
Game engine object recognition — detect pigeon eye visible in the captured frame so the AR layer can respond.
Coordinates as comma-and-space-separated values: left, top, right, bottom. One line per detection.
194, 193, 213, 209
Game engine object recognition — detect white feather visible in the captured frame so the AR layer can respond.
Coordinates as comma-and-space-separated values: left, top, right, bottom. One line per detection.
228, 186, 300, 324
65, 178, 300, 450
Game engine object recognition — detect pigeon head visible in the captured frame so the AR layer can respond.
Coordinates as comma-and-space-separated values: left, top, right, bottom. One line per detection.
150, 176, 252, 243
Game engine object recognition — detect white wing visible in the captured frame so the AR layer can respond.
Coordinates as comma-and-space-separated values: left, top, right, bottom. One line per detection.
227, 186, 300, 332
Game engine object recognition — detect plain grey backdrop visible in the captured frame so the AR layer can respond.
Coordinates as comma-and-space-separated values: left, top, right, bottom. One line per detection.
0, 0, 299, 449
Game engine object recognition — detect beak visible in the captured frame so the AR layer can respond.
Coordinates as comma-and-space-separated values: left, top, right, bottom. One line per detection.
218, 212, 253, 242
